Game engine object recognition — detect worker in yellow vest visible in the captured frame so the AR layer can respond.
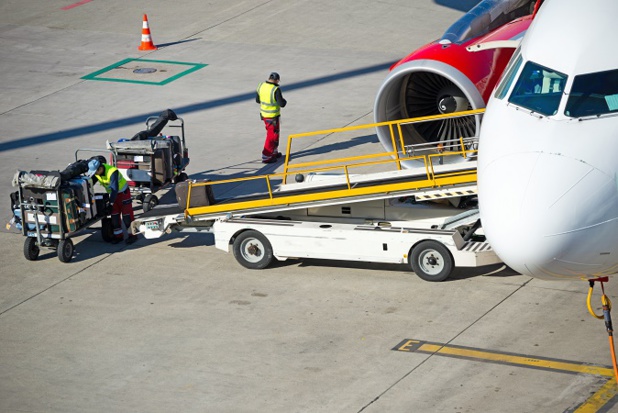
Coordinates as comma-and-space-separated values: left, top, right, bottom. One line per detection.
87, 159, 137, 244
256, 72, 287, 163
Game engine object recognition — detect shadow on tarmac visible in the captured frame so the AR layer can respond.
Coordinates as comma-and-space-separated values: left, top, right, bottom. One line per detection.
434, 0, 480, 12
273, 259, 519, 281
288, 134, 379, 161
0, 62, 393, 153
175, 133, 379, 201
11, 227, 125, 264
156, 38, 201, 48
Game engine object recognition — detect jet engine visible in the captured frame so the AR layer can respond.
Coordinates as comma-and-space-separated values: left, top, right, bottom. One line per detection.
374, 0, 538, 162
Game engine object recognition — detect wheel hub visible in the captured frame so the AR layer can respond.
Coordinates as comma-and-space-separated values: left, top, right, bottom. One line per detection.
247, 243, 261, 257
427, 256, 438, 266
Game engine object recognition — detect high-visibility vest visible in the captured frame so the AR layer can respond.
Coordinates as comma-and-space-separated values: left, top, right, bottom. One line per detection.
257, 82, 281, 118
95, 164, 128, 194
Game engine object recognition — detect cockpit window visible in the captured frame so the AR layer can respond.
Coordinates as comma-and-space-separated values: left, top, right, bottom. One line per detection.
565, 69, 618, 118
508, 61, 567, 116
494, 49, 522, 100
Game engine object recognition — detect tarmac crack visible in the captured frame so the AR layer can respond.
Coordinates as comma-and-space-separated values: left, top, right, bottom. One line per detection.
0, 251, 117, 318
181, 0, 276, 40
0, 1, 276, 118
357, 278, 533, 412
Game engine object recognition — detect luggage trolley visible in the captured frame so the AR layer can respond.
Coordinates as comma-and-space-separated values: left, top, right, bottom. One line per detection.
107, 112, 190, 213
12, 170, 114, 263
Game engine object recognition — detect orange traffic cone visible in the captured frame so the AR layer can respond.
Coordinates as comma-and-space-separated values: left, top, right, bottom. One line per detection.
138, 14, 157, 51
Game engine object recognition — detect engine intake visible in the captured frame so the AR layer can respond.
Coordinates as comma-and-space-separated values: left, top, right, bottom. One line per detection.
373, 59, 485, 164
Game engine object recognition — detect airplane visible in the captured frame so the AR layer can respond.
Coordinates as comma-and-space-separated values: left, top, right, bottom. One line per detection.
373, 0, 541, 158
476, 0, 618, 280
374, 0, 618, 281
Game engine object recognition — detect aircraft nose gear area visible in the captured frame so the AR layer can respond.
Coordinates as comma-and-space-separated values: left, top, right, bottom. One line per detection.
586, 277, 618, 383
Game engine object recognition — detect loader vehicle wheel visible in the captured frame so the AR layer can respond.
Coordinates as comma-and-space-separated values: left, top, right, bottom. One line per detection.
57, 239, 74, 263
143, 194, 159, 213
409, 240, 453, 282
101, 217, 114, 242
23, 237, 40, 261
233, 230, 274, 270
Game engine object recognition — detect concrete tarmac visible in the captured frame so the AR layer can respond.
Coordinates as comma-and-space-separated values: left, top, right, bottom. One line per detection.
1, 1, 618, 412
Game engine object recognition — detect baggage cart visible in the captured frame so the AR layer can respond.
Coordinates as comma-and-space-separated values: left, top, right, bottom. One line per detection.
107, 112, 190, 213
12, 170, 114, 263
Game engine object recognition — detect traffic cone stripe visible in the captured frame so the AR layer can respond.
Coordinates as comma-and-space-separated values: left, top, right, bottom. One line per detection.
138, 14, 157, 51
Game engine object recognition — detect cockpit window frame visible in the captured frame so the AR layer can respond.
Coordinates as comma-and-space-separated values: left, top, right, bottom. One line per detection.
494, 48, 523, 100
565, 69, 618, 118
507, 61, 567, 116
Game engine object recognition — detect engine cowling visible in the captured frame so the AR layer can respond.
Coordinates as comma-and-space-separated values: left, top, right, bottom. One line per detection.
374, 41, 513, 157
374, 0, 537, 162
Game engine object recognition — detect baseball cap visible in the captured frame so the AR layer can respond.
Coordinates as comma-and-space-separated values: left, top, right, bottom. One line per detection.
86, 159, 100, 178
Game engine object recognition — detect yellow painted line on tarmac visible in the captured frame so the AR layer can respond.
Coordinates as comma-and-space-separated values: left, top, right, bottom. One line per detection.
575, 378, 617, 413
394, 339, 614, 376
393, 339, 618, 413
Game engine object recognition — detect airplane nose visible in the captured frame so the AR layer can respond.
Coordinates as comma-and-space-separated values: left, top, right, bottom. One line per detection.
479, 151, 618, 279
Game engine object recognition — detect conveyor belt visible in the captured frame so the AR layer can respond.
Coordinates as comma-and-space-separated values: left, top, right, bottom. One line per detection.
136, 110, 483, 233
182, 164, 477, 222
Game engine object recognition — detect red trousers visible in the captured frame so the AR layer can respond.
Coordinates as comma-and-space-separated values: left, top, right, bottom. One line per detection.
261, 117, 280, 161
111, 188, 134, 239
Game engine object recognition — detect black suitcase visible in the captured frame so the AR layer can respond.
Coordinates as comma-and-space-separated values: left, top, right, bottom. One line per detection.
94, 193, 110, 218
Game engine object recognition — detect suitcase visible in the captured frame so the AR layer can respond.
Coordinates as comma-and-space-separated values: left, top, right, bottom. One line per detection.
94, 193, 110, 218
152, 147, 173, 185
65, 177, 95, 220
62, 188, 82, 232
175, 180, 215, 209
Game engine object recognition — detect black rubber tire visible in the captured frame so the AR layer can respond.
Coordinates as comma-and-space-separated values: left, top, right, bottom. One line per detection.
101, 217, 114, 242
409, 240, 453, 282
23, 237, 40, 261
143, 194, 159, 213
57, 239, 74, 263
232, 230, 274, 270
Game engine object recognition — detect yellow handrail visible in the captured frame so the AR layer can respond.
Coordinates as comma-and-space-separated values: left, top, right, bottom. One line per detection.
283, 108, 485, 177
184, 109, 485, 218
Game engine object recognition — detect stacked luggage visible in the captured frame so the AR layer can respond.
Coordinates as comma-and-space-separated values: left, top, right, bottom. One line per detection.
106, 109, 190, 212
10, 162, 113, 263
8, 109, 192, 261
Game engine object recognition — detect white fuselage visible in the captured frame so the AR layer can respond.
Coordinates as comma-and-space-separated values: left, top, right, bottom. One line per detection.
477, 0, 618, 280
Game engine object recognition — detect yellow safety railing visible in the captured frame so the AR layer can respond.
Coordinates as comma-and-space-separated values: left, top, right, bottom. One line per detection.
283, 108, 485, 178
184, 109, 485, 218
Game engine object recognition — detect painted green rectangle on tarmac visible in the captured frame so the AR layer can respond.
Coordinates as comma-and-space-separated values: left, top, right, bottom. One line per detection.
82, 58, 207, 85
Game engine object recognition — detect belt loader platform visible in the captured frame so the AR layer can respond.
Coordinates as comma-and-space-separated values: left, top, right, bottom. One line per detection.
132, 110, 501, 281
